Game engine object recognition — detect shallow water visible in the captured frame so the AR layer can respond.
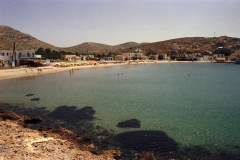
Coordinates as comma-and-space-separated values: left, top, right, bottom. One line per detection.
0, 63, 240, 158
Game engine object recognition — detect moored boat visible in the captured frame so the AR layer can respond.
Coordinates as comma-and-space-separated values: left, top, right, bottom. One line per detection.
234, 59, 240, 64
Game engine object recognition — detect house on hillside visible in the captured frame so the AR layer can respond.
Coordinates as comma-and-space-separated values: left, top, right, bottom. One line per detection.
135, 48, 141, 53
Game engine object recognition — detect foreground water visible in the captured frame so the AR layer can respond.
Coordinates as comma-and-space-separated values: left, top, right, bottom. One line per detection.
0, 63, 240, 158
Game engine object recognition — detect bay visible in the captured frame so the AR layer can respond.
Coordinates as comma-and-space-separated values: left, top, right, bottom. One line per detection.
0, 63, 240, 158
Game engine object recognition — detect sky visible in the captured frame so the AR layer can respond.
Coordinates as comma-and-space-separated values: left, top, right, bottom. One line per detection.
0, 0, 240, 47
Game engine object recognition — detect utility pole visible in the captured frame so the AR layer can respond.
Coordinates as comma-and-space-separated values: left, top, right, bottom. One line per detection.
11, 42, 16, 67
214, 32, 215, 38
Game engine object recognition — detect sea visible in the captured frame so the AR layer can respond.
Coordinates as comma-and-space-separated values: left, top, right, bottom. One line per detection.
0, 62, 240, 159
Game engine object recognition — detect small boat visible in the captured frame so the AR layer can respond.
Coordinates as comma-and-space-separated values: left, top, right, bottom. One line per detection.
234, 59, 240, 64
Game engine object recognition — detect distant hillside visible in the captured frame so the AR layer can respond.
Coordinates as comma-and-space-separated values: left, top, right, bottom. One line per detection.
0, 25, 140, 54
0, 25, 59, 51
125, 37, 240, 54
114, 42, 140, 50
1, 25, 240, 55
65, 42, 113, 54
65, 41, 140, 54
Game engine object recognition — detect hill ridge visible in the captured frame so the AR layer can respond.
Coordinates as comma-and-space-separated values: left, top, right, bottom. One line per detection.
1, 25, 240, 54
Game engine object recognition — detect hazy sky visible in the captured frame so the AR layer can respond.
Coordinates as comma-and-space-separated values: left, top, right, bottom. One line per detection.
1, 0, 240, 47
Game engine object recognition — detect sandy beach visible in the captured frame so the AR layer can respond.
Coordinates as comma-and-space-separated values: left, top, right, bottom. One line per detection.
0, 60, 213, 81
0, 62, 127, 81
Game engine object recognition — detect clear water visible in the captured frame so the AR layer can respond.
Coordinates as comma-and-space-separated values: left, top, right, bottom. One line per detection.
0, 63, 240, 158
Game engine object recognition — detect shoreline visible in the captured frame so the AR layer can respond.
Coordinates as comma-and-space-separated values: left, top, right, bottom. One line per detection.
0, 60, 217, 81
0, 109, 120, 159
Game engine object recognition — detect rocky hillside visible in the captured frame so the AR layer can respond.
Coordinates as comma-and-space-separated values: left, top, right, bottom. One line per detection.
0, 25, 59, 51
122, 37, 240, 54
0, 25, 140, 53
65, 42, 114, 54
62, 41, 140, 54
1, 25, 240, 55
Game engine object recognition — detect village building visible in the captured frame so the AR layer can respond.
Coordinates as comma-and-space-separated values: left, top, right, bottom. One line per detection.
0, 50, 39, 66
60, 55, 95, 61
60, 55, 79, 61
177, 53, 194, 61
104, 57, 113, 61
202, 55, 212, 61
163, 54, 170, 60
148, 54, 158, 60
122, 52, 144, 60
213, 54, 225, 62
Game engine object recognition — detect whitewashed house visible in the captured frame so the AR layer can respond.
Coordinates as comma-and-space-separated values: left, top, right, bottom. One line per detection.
122, 53, 144, 60
1, 50, 37, 66
203, 55, 212, 61
163, 54, 170, 60
104, 57, 113, 61
213, 54, 225, 62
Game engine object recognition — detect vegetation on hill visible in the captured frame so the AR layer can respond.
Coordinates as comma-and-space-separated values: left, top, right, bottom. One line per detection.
35, 48, 73, 59
1, 25, 240, 58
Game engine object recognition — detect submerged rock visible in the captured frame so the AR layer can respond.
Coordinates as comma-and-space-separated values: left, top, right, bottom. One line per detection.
117, 119, 141, 128
30, 98, 40, 101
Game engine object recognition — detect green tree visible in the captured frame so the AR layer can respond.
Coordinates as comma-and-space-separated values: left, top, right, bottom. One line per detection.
214, 48, 232, 56
170, 50, 177, 60
158, 55, 163, 60
45, 48, 51, 54
36, 47, 44, 54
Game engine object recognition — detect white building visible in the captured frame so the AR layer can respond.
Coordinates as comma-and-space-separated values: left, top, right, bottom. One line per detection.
60, 54, 95, 62
122, 53, 144, 60
203, 55, 212, 61
213, 54, 225, 62
163, 54, 170, 60
1, 50, 37, 66
104, 57, 113, 61
213, 54, 225, 59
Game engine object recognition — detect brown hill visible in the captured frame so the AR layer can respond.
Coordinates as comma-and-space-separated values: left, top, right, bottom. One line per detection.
1, 25, 239, 55
125, 37, 240, 54
65, 41, 140, 54
0, 25, 140, 54
0, 25, 59, 51
115, 42, 140, 50
65, 42, 114, 54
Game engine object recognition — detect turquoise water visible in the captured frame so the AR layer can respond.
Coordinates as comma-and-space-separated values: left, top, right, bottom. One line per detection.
0, 63, 240, 158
